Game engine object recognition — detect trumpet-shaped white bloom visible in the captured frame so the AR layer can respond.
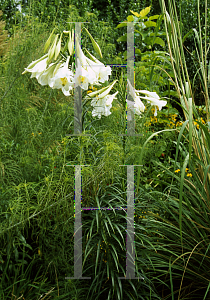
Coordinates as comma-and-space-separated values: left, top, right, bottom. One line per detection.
127, 79, 145, 115
85, 57, 111, 83
74, 59, 96, 90
37, 62, 58, 86
75, 37, 112, 86
133, 96, 146, 115
91, 91, 118, 119
48, 56, 74, 96
127, 79, 167, 116
22, 54, 49, 80
137, 90, 167, 116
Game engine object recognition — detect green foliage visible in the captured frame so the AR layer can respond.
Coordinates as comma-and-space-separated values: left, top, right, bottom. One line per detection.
1, 1, 210, 299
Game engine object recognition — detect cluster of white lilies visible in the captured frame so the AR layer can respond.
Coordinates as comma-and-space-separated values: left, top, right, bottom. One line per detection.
22, 27, 167, 119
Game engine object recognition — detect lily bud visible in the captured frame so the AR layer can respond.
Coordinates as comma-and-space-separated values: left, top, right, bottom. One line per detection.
48, 34, 59, 62
44, 28, 55, 53
84, 27, 102, 58
68, 29, 74, 56
54, 33, 62, 60
86, 80, 118, 98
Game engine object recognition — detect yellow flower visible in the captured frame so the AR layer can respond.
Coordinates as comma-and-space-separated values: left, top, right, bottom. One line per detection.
176, 121, 182, 127
185, 168, 189, 172
175, 169, 180, 173
38, 132, 42, 135
187, 173, 192, 177
87, 90, 92, 94
31, 132, 34, 136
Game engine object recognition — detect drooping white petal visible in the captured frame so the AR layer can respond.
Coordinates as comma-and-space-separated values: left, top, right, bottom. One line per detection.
91, 91, 118, 118
134, 96, 145, 115
37, 62, 58, 86
141, 96, 167, 112
136, 90, 160, 100
127, 79, 136, 100
22, 54, 48, 75
27, 56, 49, 80
136, 88, 167, 115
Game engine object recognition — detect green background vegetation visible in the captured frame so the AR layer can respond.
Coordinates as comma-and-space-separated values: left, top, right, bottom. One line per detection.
0, 0, 210, 299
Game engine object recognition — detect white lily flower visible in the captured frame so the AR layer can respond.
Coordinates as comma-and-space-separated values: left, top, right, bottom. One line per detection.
74, 58, 96, 90
85, 50, 112, 83
48, 56, 74, 96
22, 54, 49, 79
37, 62, 58, 86
133, 96, 146, 115
127, 80, 167, 116
127, 79, 145, 115
91, 91, 118, 119
75, 36, 88, 68
137, 90, 167, 116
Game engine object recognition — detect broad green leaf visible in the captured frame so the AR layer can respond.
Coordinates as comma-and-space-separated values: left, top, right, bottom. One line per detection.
140, 32, 148, 41
154, 37, 165, 47
149, 15, 160, 20
130, 10, 140, 18
144, 37, 153, 46
135, 48, 141, 55
84, 27, 102, 58
115, 21, 127, 29
140, 6, 151, 18
127, 15, 134, 22
117, 35, 127, 42
144, 20, 157, 27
